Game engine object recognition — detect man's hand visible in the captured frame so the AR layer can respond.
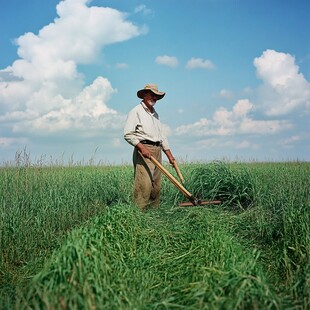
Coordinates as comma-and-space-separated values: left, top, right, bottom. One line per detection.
164, 149, 175, 165
136, 142, 151, 158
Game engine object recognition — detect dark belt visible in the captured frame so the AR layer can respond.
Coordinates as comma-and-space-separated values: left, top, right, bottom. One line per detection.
140, 140, 162, 147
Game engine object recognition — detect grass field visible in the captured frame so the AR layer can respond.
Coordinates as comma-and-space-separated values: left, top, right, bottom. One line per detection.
0, 156, 309, 309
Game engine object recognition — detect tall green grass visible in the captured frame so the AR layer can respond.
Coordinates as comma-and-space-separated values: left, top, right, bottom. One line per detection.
232, 162, 310, 307
189, 161, 255, 209
0, 158, 309, 309
0, 162, 132, 307
0, 165, 131, 265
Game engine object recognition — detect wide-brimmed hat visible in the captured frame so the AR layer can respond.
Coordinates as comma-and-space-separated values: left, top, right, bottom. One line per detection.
137, 84, 165, 100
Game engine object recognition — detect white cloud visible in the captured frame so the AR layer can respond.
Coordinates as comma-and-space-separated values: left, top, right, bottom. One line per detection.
174, 99, 292, 137
218, 89, 233, 99
280, 135, 301, 149
0, 0, 144, 135
198, 138, 258, 151
198, 139, 258, 151
186, 57, 214, 70
254, 49, 310, 115
279, 132, 309, 148
155, 55, 179, 68
232, 99, 253, 117
281, 135, 301, 144
239, 118, 291, 134
1, 77, 123, 134
134, 4, 152, 16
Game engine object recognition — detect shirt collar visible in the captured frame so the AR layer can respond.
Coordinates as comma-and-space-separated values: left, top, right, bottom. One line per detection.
141, 101, 156, 115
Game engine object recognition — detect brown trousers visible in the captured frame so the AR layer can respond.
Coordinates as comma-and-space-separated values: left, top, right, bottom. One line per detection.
133, 145, 162, 210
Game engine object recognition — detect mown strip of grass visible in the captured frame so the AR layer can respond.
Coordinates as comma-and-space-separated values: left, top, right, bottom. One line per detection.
20, 206, 278, 309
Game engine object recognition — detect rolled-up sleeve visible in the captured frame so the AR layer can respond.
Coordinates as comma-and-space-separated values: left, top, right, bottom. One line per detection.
161, 137, 170, 151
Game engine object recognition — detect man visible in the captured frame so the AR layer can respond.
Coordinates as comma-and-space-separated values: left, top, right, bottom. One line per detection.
124, 84, 176, 210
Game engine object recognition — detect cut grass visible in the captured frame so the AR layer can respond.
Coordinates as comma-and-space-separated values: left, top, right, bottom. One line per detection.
21, 206, 278, 309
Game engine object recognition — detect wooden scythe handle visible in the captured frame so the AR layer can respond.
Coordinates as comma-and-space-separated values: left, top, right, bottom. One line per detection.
149, 155, 194, 200
173, 161, 185, 184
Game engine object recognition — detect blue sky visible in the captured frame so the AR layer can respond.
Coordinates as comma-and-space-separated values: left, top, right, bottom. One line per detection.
1, 0, 309, 165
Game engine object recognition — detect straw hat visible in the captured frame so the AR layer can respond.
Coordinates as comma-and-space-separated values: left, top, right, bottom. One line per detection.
137, 84, 165, 100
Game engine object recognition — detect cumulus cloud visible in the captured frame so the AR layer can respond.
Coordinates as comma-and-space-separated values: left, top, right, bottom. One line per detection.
155, 55, 179, 68
254, 49, 310, 115
0, 77, 126, 134
186, 57, 214, 70
174, 99, 292, 137
0, 0, 144, 135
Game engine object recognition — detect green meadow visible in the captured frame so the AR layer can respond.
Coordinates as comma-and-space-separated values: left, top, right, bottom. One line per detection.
0, 156, 309, 309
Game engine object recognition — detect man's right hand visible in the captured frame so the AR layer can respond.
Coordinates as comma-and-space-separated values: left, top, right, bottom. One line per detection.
136, 143, 151, 158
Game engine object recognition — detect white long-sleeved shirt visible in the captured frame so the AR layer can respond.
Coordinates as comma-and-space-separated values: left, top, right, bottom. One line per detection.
124, 102, 170, 150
